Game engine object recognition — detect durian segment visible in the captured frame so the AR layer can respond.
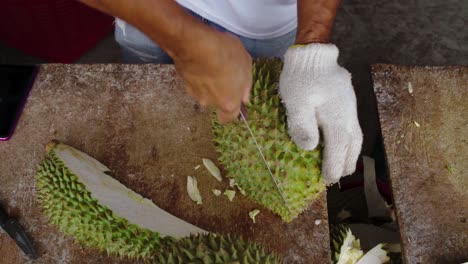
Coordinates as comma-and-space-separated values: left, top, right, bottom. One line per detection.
212, 59, 326, 222
158, 234, 280, 264
37, 143, 174, 259
40, 140, 206, 237
187, 176, 203, 205
202, 158, 222, 181
36, 141, 280, 262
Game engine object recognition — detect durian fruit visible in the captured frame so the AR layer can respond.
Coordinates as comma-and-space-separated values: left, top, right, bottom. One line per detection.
36, 140, 279, 263
212, 59, 326, 222
330, 224, 389, 264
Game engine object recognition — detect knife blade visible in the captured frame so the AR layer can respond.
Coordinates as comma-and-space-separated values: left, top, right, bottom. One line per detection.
0, 204, 37, 259
238, 107, 292, 214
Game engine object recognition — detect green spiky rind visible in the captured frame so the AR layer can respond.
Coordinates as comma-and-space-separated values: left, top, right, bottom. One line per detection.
330, 224, 349, 263
158, 234, 280, 264
36, 144, 279, 263
212, 59, 326, 222
35, 151, 173, 260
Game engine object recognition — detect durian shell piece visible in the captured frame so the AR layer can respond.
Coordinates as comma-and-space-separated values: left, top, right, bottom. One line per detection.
36, 141, 280, 262
158, 234, 280, 264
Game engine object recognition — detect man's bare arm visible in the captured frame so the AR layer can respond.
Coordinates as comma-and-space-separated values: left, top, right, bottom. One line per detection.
79, 0, 212, 60
79, 0, 252, 123
296, 0, 341, 44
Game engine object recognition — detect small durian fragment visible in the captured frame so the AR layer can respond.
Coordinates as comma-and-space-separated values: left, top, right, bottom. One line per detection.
249, 209, 260, 223
237, 186, 246, 196
187, 176, 202, 205
408, 82, 413, 94
194, 165, 201, 170
229, 178, 246, 196
212, 189, 222, 196
202, 158, 222, 181
229, 179, 236, 188
224, 190, 236, 202
357, 243, 389, 264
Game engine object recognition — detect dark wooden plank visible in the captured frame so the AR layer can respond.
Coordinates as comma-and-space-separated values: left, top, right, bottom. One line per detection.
0, 64, 329, 263
372, 65, 468, 264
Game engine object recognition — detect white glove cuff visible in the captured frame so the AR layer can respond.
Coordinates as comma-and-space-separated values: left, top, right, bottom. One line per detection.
282, 44, 340, 75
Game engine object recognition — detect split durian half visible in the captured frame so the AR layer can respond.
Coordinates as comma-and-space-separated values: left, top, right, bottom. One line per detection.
212, 59, 326, 222
36, 140, 279, 263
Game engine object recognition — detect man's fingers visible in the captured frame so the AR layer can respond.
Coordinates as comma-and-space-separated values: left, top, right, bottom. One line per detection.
242, 83, 252, 103
184, 84, 195, 98
320, 115, 362, 184
242, 64, 253, 103
217, 103, 241, 123
185, 84, 214, 107
320, 125, 349, 185
286, 108, 319, 150
343, 121, 363, 176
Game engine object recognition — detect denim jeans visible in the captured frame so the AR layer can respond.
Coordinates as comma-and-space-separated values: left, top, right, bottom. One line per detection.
114, 10, 297, 64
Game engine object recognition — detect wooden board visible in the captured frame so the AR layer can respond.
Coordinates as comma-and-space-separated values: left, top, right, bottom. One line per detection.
372, 65, 468, 264
0, 64, 330, 263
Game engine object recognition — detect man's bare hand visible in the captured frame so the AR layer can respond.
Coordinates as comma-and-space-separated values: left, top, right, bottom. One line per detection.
174, 30, 252, 123
79, 0, 251, 122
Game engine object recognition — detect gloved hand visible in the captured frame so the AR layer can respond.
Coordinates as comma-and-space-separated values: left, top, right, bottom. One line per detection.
279, 43, 363, 185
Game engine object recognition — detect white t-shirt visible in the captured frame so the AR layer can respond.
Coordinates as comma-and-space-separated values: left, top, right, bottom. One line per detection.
175, 0, 297, 39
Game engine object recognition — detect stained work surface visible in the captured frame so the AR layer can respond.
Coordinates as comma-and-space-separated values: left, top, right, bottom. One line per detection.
0, 64, 329, 263
372, 65, 468, 264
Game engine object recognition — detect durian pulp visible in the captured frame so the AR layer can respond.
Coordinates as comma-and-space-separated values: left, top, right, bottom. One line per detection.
52, 142, 207, 237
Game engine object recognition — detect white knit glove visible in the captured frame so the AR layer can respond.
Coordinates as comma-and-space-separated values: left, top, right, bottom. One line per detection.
279, 44, 363, 185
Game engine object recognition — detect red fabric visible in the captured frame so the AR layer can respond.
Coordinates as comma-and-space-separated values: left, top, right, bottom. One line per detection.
0, 0, 114, 63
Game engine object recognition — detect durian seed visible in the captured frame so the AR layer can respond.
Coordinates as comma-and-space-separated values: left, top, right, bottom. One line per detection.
249, 209, 260, 224
187, 176, 202, 205
194, 165, 201, 170
224, 190, 236, 202
212, 189, 222, 196
202, 158, 222, 181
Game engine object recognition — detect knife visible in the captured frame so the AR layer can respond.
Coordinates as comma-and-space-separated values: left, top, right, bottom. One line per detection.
0, 204, 37, 259
239, 104, 292, 214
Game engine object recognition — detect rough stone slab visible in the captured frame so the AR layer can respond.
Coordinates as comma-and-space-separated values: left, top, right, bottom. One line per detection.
0, 64, 330, 263
372, 64, 468, 264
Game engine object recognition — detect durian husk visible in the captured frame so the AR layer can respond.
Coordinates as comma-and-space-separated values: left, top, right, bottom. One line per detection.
212, 59, 326, 222
36, 141, 280, 263
158, 234, 278, 264
330, 224, 390, 264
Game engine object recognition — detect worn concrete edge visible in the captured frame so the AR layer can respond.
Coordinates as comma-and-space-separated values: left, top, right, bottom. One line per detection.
370, 64, 468, 263
369, 64, 408, 262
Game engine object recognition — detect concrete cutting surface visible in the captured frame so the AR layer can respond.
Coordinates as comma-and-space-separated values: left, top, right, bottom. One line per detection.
0, 64, 329, 263
372, 64, 468, 264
